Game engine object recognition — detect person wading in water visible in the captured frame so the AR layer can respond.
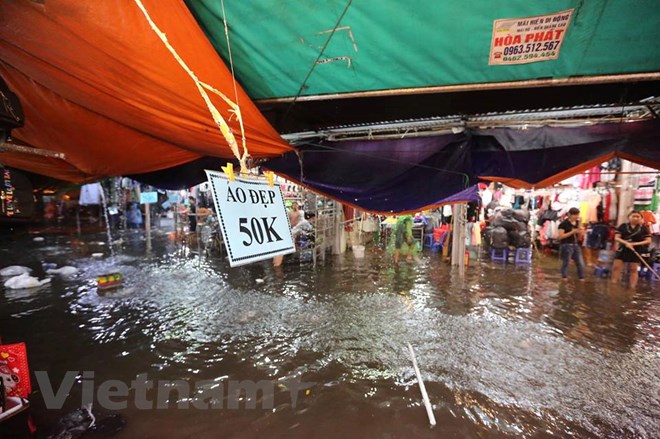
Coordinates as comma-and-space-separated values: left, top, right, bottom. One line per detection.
557, 207, 586, 281
611, 211, 652, 289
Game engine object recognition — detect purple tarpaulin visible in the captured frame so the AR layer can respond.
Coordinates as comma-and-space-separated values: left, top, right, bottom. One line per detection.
133, 119, 660, 214
264, 135, 476, 213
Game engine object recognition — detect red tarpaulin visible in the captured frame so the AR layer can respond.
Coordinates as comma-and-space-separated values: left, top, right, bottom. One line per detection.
0, 0, 291, 182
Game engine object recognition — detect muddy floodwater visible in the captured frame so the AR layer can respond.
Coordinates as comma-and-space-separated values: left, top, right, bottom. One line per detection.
1, 228, 659, 438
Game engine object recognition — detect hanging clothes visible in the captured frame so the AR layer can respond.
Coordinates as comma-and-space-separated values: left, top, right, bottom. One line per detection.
466, 222, 473, 246
651, 191, 659, 212
578, 200, 590, 222
603, 191, 611, 223
641, 210, 657, 227
580, 166, 601, 189
550, 221, 560, 240
472, 222, 482, 246
609, 189, 618, 224
587, 192, 601, 223
539, 222, 549, 246
79, 183, 102, 205
600, 160, 616, 182
634, 175, 656, 206
652, 213, 660, 235
586, 222, 610, 250
466, 202, 479, 222
480, 189, 493, 207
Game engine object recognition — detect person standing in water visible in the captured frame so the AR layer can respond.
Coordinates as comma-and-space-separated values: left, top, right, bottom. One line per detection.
557, 207, 586, 281
188, 196, 197, 232
391, 215, 419, 263
274, 202, 304, 267
611, 211, 652, 289
288, 202, 303, 228
126, 202, 143, 229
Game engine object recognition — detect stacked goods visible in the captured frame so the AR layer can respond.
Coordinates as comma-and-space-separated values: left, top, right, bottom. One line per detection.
486, 209, 531, 249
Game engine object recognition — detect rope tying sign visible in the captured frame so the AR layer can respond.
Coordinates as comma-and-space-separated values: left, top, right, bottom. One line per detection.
133, 0, 250, 173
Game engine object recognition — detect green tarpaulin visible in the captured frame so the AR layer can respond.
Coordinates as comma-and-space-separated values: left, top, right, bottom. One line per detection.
186, 0, 660, 99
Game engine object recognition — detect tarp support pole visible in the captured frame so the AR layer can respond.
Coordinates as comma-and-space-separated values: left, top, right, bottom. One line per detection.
136, 185, 151, 253
174, 202, 178, 247
332, 201, 344, 255
76, 206, 81, 236
145, 202, 151, 253
451, 204, 466, 277
617, 160, 635, 222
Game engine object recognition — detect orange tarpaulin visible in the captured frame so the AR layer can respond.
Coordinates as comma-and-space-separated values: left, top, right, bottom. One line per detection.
0, 0, 291, 182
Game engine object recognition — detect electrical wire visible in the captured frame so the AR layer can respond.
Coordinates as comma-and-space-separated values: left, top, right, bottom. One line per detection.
282, 0, 353, 124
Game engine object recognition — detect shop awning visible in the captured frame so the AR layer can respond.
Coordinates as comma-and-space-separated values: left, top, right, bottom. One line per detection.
1, 0, 658, 213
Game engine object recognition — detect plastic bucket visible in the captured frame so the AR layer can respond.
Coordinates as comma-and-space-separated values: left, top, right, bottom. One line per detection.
352, 245, 366, 259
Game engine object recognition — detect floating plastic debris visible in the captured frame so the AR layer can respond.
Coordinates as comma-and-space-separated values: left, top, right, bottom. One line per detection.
0, 266, 32, 276
4, 273, 51, 289
97, 273, 123, 290
47, 266, 78, 276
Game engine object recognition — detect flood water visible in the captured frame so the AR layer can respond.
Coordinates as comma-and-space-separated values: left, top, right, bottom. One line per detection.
1, 227, 659, 438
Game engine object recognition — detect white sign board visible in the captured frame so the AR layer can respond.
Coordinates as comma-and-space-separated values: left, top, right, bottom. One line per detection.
205, 170, 295, 267
489, 9, 573, 65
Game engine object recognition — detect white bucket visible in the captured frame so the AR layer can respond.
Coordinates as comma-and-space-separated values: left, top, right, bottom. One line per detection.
352, 245, 366, 259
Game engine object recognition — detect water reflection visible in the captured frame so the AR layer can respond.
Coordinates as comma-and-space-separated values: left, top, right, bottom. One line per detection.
0, 228, 658, 438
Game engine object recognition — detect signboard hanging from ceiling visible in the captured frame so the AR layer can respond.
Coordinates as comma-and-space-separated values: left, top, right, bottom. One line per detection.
489, 9, 574, 65
140, 191, 158, 204
205, 170, 295, 267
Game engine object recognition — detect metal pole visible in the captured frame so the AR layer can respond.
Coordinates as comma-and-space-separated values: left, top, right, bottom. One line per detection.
451, 208, 457, 264
451, 204, 466, 277
76, 205, 81, 236
197, 214, 202, 260
121, 184, 127, 231
145, 201, 152, 253
458, 205, 466, 277
173, 202, 178, 246
136, 185, 151, 253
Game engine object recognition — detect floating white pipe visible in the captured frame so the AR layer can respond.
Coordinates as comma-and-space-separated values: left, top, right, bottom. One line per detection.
407, 342, 436, 428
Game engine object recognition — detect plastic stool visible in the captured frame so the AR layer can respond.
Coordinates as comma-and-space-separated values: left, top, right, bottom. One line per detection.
423, 234, 433, 249
594, 266, 610, 278
514, 248, 532, 264
638, 266, 652, 279
490, 248, 508, 263
652, 263, 660, 281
